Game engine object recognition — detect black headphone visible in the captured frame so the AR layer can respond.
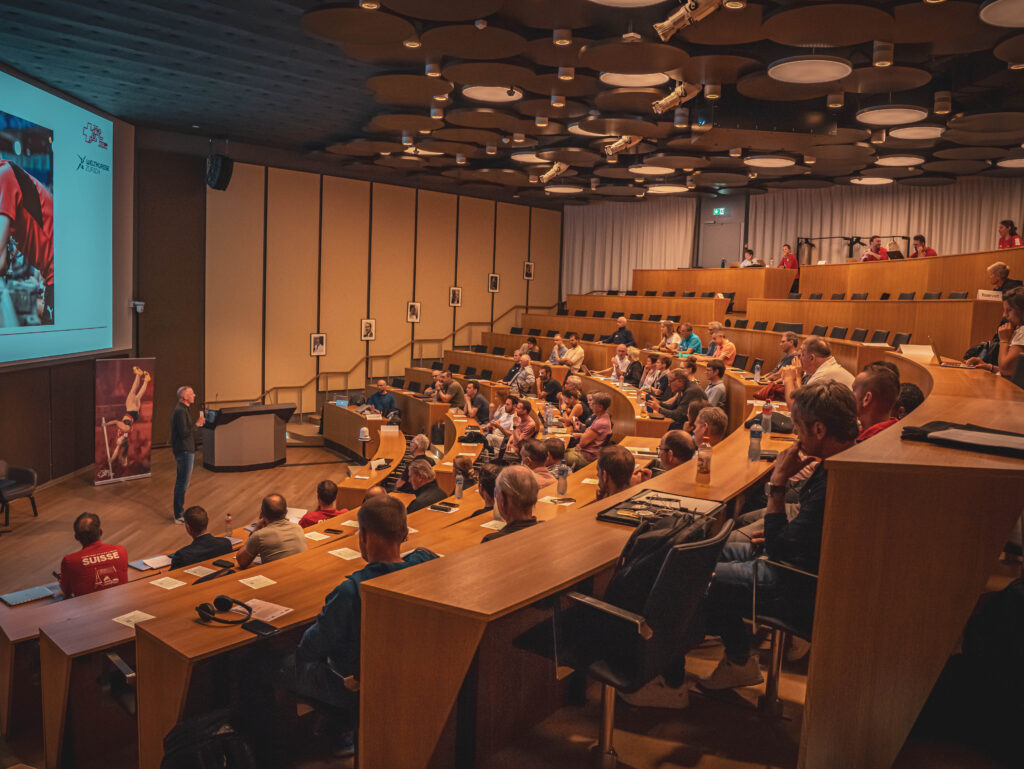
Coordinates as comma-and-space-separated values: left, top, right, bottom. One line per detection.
195, 594, 252, 624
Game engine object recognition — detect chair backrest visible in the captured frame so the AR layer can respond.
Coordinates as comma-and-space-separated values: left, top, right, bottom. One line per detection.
923, 291, 941, 300
545, 330, 557, 337
629, 313, 643, 320
625, 290, 638, 296
891, 332, 912, 348
582, 333, 596, 342
430, 360, 442, 370
492, 347, 505, 356
462, 366, 475, 377
392, 377, 405, 390
753, 320, 768, 331
948, 291, 968, 299
644, 290, 657, 296
682, 291, 696, 297
851, 292, 868, 300
592, 311, 606, 319
850, 328, 868, 342
870, 329, 890, 344
724, 319, 731, 327
734, 319, 749, 329
607, 290, 619, 296
573, 310, 587, 317
879, 292, 891, 300
831, 292, 845, 300
789, 292, 802, 299
898, 291, 915, 301
648, 314, 662, 322
557, 308, 569, 316
510, 326, 523, 335
662, 291, 676, 297
701, 291, 715, 298
408, 380, 422, 393
733, 354, 749, 370
449, 364, 460, 374
667, 314, 681, 322
809, 293, 823, 300
830, 327, 848, 339
480, 369, 493, 381
528, 328, 540, 336
472, 344, 487, 353
811, 324, 827, 337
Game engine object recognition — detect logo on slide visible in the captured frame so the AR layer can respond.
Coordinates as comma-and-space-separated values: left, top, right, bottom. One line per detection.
76, 154, 110, 175
82, 122, 108, 149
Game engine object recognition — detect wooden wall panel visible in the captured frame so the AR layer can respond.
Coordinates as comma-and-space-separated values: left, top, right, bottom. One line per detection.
413, 190, 457, 363
369, 184, 416, 379
205, 162, 265, 404
49, 360, 97, 479
320, 176, 371, 392
454, 197, 496, 347
264, 169, 320, 407
0, 367, 53, 483
493, 203, 530, 325
529, 208, 562, 314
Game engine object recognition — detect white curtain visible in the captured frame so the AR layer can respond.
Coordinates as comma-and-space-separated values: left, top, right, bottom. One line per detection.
562, 196, 697, 296
747, 177, 1024, 265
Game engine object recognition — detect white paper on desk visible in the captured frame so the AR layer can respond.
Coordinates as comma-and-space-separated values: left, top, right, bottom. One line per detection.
112, 610, 155, 629
183, 565, 216, 578
366, 413, 383, 420
232, 599, 293, 623
341, 519, 359, 528
239, 575, 277, 589
928, 428, 1024, 451
352, 474, 370, 480
539, 496, 576, 506
408, 527, 419, 534
149, 577, 186, 590
142, 555, 172, 569
581, 477, 599, 485
305, 531, 331, 541
480, 520, 505, 530
285, 507, 307, 523
380, 425, 399, 434
441, 461, 454, 467
329, 547, 362, 561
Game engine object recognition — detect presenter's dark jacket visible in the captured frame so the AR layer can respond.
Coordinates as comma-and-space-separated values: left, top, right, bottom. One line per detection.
169, 533, 233, 570
171, 401, 195, 455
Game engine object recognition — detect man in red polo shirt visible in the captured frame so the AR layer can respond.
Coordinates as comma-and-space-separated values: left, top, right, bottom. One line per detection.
59, 513, 128, 598
853, 363, 900, 442
859, 235, 889, 262
0, 159, 54, 323
298, 479, 348, 528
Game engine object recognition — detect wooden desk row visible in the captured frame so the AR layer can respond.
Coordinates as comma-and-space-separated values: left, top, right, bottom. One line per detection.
520, 313, 667, 350
443, 349, 570, 388
630, 266, 795, 311
744, 297, 1004, 361
564, 294, 729, 334
403, 366, 509, 407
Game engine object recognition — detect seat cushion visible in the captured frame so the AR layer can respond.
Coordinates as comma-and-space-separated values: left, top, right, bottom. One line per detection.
0, 482, 33, 501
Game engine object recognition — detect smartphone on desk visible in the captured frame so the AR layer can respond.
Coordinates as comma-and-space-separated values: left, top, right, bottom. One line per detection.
324, 528, 346, 534
212, 559, 234, 569
242, 619, 278, 637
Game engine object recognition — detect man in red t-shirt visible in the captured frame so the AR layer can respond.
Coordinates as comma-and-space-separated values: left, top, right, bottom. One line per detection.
298, 479, 348, 528
859, 235, 889, 262
59, 513, 128, 598
911, 235, 937, 258
0, 159, 54, 322
853, 363, 900, 443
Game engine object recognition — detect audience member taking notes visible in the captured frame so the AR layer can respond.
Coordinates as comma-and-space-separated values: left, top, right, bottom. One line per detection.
236, 494, 307, 568
169, 505, 232, 569
59, 512, 127, 598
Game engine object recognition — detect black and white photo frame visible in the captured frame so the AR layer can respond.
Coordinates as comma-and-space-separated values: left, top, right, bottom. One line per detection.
310, 333, 326, 356
360, 319, 376, 341
406, 301, 421, 323
488, 273, 500, 293
523, 261, 534, 281
449, 286, 462, 307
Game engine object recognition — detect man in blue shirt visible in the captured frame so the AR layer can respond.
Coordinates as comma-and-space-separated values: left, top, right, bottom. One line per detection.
602, 315, 636, 346
279, 494, 438, 755
679, 322, 703, 355
367, 379, 397, 416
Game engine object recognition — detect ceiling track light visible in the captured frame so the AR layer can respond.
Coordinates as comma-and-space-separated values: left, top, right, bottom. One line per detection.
673, 106, 689, 128
535, 115, 549, 128
430, 106, 444, 119
485, 145, 497, 155
401, 132, 413, 146
654, 0, 723, 43
652, 81, 700, 114
551, 94, 566, 108
933, 90, 952, 115
873, 40, 894, 68
403, 33, 421, 49
456, 153, 467, 165
513, 132, 525, 143
704, 82, 722, 100
604, 135, 643, 159
553, 28, 572, 46
359, 0, 380, 8
558, 66, 576, 81
540, 161, 570, 184
425, 61, 441, 78
729, 147, 742, 157
828, 91, 845, 109
870, 128, 887, 144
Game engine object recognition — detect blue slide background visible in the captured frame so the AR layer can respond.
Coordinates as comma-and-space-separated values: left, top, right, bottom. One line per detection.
0, 69, 113, 364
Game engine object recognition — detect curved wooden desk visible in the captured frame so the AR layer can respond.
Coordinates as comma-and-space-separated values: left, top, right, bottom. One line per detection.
322, 402, 384, 458
335, 428, 407, 510
435, 413, 483, 495
565, 294, 730, 327
631, 266, 795, 311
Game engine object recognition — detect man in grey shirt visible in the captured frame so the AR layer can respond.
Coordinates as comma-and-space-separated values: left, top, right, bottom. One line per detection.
436, 371, 465, 411
704, 359, 727, 408
237, 494, 307, 568
508, 354, 536, 397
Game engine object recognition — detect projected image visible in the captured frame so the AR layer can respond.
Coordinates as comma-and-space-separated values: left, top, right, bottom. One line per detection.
0, 109, 54, 327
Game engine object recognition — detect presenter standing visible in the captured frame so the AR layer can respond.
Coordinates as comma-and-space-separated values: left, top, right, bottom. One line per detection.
171, 385, 204, 524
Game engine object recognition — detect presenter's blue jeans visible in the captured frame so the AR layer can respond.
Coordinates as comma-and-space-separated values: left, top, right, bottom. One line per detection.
173, 451, 194, 518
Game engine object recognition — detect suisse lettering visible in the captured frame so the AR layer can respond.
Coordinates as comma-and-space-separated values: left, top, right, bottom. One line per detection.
81, 551, 118, 566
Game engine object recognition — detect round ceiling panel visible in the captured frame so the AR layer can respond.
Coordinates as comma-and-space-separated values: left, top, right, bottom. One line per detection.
523, 73, 601, 98
375, 155, 427, 169
380, 0, 505, 22
594, 165, 645, 180
681, 55, 761, 85
577, 116, 664, 139
643, 153, 711, 170
523, 37, 590, 68
445, 107, 519, 131
949, 112, 1024, 133
941, 128, 1024, 146
365, 113, 445, 134
301, 6, 414, 45
698, 172, 749, 187
921, 158, 992, 174
841, 66, 932, 95
502, 0, 596, 29
994, 33, 1024, 66
432, 127, 504, 146
680, 4, 766, 45
536, 146, 605, 166
898, 174, 956, 187
763, 4, 894, 48
933, 146, 1008, 160
442, 62, 535, 88
578, 37, 689, 75
594, 87, 667, 113
421, 25, 527, 60
892, 1, 988, 44
737, 72, 836, 102
515, 98, 590, 119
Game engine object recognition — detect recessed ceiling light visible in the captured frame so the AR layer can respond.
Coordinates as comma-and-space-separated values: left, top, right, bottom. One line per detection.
551, 94, 566, 108
856, 104, 928, 126
979, 0, 1024, 28
553, 29, 572, 46
933, 90, 951, 115
403, 35, 421, 49
827, 92, 845, 109
704, 83, 721, 100
768, 55, 853, 84
872, 41, 894, 68
646, 183, 691, 194
545, 184, 583, 194
569, 122, 613, 137
463, 85, 522, 103
486, 145, 497, 155
673, 107, 689, 128
558, 67, 575, 81
875, 154, 925, 166
425, 62, 441, 78
724, 0, 747, 8
997, 156, 1024, 168
850, 176, 894, 185
599, 72, 670, 88
628, 163, 675, 176
511, 151, 546, 164
889, 123, 945, 140
743, 155, 795, 168
535, 115, 549, 128
359, 0, 380, 8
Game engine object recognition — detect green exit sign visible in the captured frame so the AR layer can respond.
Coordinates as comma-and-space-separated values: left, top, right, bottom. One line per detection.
712, 207, 727, 216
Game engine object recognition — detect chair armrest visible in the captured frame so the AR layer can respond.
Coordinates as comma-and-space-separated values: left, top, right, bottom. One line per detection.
7, 467, 36, 487
566, 591, 653, 641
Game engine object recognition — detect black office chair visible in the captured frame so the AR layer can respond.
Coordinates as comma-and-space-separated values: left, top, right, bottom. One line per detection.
753, 320, 768, 331
733, 354, 749, 370
391, 377, 405, 390
430, 360, 442, 370
648, 314, 662, 322
752, 357, 764, 373
644, 290, 657, 297
606, 290, 620, 296
808, 293, 823, 300
830, 327, 848, 340
870, 330, 890, 344
545, 330, 557, 337
734, 319, 749, 329
682, 291, 696, 297
480, 369, 493, 381
463, 367, 476, 377
510, 326, 523, 335
574, 310, 587, 317
724, 319, 731, 327
891, 332, 912, 348
701, 291, 715, 298
811, 324, 827, 337
879, 292, 891, 300
407, 380, 422, 393
550, 521, 733, 768
898, 292, 915, 301
492, 347, 505, 357
449, 364, 460, 374
629, 313, 643, 320
850, 293, 868, 300
948, 291, 968, 299
789, 292, 802, 299
557, 308, 569, 316
625, 290, 638, 296
472, 344, 487, 353
662, 291, 676, 297
850, 328, 868, 342
830, 292, 845, 300
582, 333, 596, 342
593, 311, 606, 318
667, 315, 681, 323
923, 291, 941, 300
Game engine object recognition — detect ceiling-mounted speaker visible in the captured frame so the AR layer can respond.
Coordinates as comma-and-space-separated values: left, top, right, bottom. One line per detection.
206, 154, 233, 190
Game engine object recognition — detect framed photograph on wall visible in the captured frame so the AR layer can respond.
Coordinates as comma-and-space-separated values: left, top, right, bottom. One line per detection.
449, 286, 462, 307
523, 261, 534, 281
488, 273, 500, 293
406, 301, 421, 323
360, 319, 376, 341
310, 333, 326, 356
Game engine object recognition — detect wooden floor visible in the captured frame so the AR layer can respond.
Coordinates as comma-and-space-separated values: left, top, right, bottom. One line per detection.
0, 445, 350, 593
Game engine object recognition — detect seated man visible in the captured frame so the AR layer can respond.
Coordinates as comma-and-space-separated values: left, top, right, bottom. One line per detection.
892, 382, 925, 419
705, 322, 724, 356
521, 438, 556, 488
422, 368, 443, 398
679, 322, 703, 355
282, 495, 438, 756
484, 396, 518, 453
699, 382, 858, 690
544, 436, 566, 467
508, 354, 536, 397
548, 334, 568, 365
654, 364, 704, 427
299, 480, 349, 528
393, 434, 434, 492
782, 335, 854, 408
565, 392, 613, 469
170, 505, 232, 569
435, 370, 465, 409
987, 260, 1023, 295
911, 234, 937, 258
501, 351, 523, 383
694, 406, 728, 447
597, 344, 631, 380
506, 399, 540, 459
646, 430, 695, 478
535, 364, 562, 404
557, 332, 585, 374
463, 380, 490, 424
859, 234, 889, 262
704, 359, 727, 408
237, 494, 307, 568
852, 362, 900, 442
603, 315, 636, 347
709, 330, 737, 367
482, 465, 540, 542
406, 459, 448, 513
366, 379, 396, 416
468, 463, 500, 519
596, 445, 636, 500
59, 513, 128, 598
764, 332, 798, 383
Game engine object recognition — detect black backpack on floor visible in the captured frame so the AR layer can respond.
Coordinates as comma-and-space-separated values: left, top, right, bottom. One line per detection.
161, 710, 256, 769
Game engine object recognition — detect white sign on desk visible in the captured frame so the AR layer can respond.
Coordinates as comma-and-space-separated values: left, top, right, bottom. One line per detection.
977, 289, 1003, 301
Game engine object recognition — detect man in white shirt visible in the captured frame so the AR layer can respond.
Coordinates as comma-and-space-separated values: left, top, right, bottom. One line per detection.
558, 332, 585, 373
598, 344, 631, 379
485, 396, 518, 452
739, 248, 755, 268
782, 336, 854, 408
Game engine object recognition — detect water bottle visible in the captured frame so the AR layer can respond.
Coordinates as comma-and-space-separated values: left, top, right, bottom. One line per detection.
761, 399, 773, 434
557, 462, 568, 495
720, 258, 726, 268
454, 472, 464, 499
225, 511, 232, 534
753, 362, 762, 381
748, 423, 763, 462
636, 387, 644, 406
696, 438, 712, 484
545, 403, 553, 426
677, 347, 683, 359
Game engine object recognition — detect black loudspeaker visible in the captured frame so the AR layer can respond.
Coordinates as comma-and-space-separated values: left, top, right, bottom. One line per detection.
206, 154, 233, 190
